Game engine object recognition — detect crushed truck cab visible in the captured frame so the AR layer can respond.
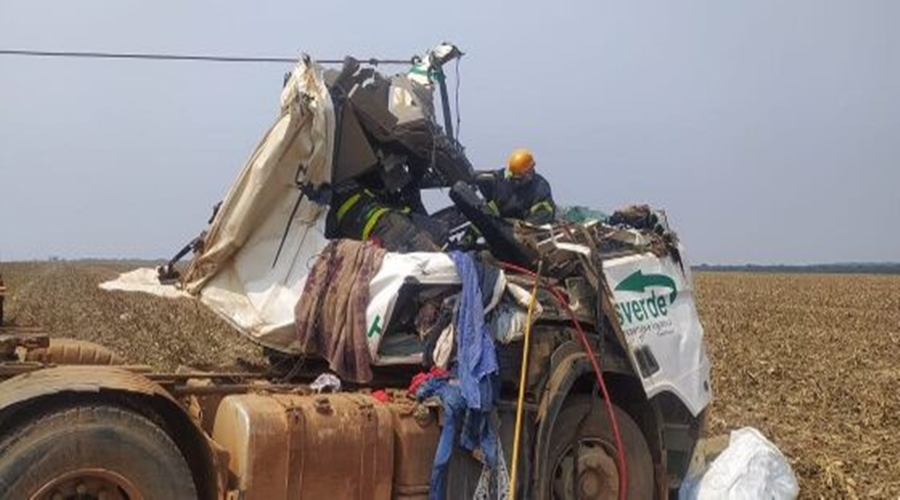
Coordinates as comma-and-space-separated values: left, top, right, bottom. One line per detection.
0, 44, 711, 499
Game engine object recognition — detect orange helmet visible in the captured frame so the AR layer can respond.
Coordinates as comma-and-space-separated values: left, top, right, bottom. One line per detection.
507, 148, 536, 177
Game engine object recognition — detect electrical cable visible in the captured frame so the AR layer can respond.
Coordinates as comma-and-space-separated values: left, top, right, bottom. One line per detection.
498, 261, 628, 500
454, 57, 462, 141
0, 49, 412, 66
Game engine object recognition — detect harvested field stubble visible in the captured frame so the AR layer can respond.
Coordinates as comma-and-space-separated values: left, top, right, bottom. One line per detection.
696, 272, 900, 499
1, 261, 265, 371
2, 263, 898, 497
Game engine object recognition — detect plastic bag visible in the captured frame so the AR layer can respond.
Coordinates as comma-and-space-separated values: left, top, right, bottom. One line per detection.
309, 373, 342, 393
679, 427, 799, 500
490, 283, 543, 344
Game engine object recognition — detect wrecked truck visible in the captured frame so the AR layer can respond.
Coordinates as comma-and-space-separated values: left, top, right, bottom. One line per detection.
0, 44, 710, 499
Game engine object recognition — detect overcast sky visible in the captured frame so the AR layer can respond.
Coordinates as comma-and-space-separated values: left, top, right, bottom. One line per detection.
1, 1, 897, 264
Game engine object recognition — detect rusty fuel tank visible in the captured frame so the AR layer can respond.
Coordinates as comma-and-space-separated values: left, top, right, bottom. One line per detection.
212, 392, 441, 499
390, 400, 440, 499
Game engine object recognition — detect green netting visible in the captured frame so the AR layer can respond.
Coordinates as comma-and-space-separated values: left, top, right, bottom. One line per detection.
558, 205, 609, 224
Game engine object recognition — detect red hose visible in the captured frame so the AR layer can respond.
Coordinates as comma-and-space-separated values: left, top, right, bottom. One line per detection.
499, 261, 628, 500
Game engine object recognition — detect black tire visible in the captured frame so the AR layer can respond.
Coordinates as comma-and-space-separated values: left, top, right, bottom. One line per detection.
547, 396, 654, 499
24, 338, 125, 365
0, 404, 197, 499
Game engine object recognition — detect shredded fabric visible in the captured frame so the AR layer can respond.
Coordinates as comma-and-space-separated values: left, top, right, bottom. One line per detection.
295, 239, 386, 383
474, 439, 510, 500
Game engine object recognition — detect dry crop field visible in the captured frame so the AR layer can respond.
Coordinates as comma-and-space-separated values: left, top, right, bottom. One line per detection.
2, 262, 899, 498
696, 272, 900, 499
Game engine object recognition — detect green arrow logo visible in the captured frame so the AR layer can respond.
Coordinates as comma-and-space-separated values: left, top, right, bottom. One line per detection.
615, 270, 678, 303
367, 315, 382, 338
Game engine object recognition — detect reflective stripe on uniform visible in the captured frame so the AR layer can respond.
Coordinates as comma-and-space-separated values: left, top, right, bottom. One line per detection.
361, 207, 390, 240
336, 192, 362, 223
530, 200, 554, 214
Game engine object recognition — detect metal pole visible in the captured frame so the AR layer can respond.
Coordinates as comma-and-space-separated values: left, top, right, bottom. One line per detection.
436, 66, 455, 139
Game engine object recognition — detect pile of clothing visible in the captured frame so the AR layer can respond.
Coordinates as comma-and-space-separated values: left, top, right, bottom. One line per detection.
410, 252, 511, 499
295, 245, 534, 498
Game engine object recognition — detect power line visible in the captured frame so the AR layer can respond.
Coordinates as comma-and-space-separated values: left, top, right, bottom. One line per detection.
0, 49, 413, 66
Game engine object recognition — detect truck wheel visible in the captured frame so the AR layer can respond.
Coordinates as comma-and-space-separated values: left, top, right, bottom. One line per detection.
548, 396, 654, 499
24, 338, 125, 365
0, 404, 197, 499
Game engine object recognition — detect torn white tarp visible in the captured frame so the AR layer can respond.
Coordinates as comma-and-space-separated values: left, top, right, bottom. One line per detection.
171, 56, 336, 351
102, 57, 336, 352
98, 54, 467, 361
100, 268, 190, 299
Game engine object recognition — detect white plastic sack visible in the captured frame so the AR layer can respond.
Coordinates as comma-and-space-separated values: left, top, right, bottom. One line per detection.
679, 428, 799, 500
491, 283, 544, 344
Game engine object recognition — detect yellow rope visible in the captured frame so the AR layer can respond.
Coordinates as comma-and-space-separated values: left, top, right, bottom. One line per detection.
508, 261, 542, 499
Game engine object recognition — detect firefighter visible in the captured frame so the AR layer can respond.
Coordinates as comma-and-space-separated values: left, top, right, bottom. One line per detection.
477, 148, 556, 225
331, 182, 440, 252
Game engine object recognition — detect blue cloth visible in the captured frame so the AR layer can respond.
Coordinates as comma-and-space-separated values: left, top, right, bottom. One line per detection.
417, 253, 502, 500
417, 377, 465, 500
459, 376, 499, 465
449, 251, 499, 410
417, 375, 499, 500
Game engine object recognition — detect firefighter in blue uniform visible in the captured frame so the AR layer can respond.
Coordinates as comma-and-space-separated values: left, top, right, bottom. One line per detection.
478, 148, 556, 225
331, 182, 440, 252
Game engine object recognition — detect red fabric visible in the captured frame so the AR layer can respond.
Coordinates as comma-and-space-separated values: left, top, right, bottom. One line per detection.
408, 372, 430, 396
407, 367, 450, 396
371, 390, 391, 403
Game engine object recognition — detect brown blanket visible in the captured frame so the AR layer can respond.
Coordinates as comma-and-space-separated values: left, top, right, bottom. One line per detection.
295, 239, 386, 383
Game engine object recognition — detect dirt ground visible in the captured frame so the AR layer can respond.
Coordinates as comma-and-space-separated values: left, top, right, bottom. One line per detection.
2, 262, 898, 497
